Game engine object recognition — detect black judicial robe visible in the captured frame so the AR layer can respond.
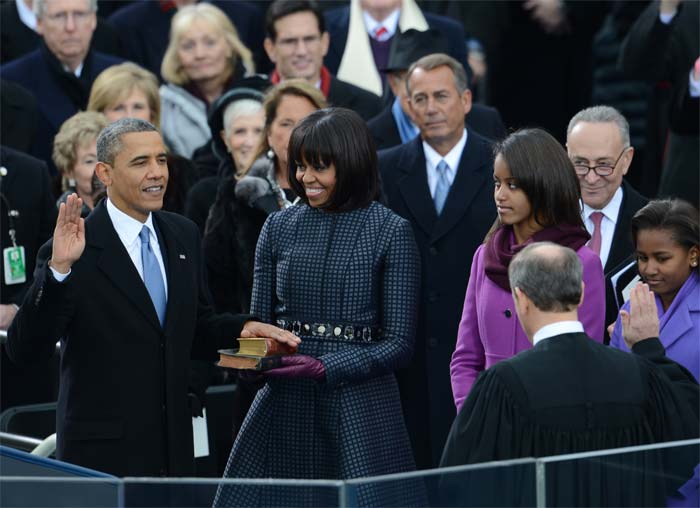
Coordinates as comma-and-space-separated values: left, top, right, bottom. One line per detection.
440, 334, 699, 507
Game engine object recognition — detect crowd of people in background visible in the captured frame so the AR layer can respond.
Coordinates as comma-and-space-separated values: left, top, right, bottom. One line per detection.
0, 0, 698, 505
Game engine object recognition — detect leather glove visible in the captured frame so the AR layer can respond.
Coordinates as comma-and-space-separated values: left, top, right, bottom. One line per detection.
264, 354, 325, 381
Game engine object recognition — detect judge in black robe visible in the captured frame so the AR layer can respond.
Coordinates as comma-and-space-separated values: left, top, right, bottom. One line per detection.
440, 242, 699, 507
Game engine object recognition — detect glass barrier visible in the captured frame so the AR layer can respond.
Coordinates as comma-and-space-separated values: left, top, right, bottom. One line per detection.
0, 478, 121, 508
343, 458, 537, 507
536, 439, 700, 507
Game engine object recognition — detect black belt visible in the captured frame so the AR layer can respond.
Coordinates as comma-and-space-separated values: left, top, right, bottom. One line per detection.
276, 320, 382, 343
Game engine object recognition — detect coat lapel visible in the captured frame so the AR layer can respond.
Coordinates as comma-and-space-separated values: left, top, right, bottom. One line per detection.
88, 202, 162, 332
660, 278, 699, 350
396, 138, 438, 237
431, 130, 490, 243
153, 212, 188, 337
605, 181, 648, 274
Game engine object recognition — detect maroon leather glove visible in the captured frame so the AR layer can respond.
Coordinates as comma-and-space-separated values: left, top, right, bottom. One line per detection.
264, 355, 325, 381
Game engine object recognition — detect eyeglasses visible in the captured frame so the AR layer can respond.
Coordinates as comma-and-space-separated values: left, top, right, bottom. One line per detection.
44, 10, 93, 27
572, 147, 629, 177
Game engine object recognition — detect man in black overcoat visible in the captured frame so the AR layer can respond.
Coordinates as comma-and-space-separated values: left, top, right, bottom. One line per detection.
378, 53, 496, 468
6, 119, 299, 477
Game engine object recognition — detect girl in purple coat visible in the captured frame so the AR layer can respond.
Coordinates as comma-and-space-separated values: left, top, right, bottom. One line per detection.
610, 199, 700, 381
450, 128, 605, 410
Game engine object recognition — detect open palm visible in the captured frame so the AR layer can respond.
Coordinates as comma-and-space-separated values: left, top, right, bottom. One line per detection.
51, 193, 85, 273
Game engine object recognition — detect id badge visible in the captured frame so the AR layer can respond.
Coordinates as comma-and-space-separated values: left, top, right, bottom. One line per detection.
3, 245, 26, 285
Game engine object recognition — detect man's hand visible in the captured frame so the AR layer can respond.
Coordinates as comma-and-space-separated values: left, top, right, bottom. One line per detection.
51, 193, 85, 274
620, 283, 660, 348
0, 304, 18, 331
240, 321, 301, 348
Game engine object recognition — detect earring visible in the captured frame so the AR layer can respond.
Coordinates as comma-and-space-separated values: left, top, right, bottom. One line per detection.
267, 149, 275, 160
68, 177, 76, 188
692, 259, 698, 267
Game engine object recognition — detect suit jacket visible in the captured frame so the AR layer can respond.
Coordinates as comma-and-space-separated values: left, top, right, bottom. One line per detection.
327, 76, 384, 121
378, 130, 496, 468
108, 0, 267, 79
323, 6, 468, 77
6, 202, 248, 477
368, 103, 506, 150
441, 333, 699, 507
0, 80, 38, 154
602, 180, 648, 342
1, 49, 122, 172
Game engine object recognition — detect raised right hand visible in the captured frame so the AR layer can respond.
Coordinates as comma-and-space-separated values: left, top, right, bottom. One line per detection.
620, 282, 660, 348
51, 193, 85, 273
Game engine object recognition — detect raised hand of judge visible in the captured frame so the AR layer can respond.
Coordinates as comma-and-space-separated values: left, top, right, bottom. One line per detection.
619, 283, 660, 349
51, 193, 86, 274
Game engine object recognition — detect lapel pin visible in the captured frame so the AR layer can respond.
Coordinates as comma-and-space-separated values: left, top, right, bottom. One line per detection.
179, 254, 186, 260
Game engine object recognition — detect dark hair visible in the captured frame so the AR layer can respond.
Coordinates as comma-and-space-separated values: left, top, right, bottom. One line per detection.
509, 242, 583, 312
486, 128, 585, 240
265, 0, 325, 41
631, 199, 700, 272
287, 108, 380, 212
97, 118, 157, 166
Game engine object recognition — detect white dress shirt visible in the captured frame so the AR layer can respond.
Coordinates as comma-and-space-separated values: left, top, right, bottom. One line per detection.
363, 8, 400, 40
16, 0, 37, 30
51, 200, 168, 295
582, 186, 623, 269
533, 320, 585, 345
423, 129, 468, 199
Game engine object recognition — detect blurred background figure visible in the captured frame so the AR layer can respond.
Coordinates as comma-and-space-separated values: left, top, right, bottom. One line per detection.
324, 0, 468, 97
620, 0, 699, 208
610, 199, 699, 381
88, 61, 199, 214
160, 2, 255, 158
185, 79, 267, 233
451, 128, 605, 410
0, 0, 122, 173
52, 111, 108, 216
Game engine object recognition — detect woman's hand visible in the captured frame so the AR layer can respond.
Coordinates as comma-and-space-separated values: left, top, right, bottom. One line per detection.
620, 283, 660, 349
264, 355, 325, 381
241, 321, 301, 348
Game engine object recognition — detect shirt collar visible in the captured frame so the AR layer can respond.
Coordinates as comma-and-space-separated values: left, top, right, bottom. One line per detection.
582, 185, 624, 223
16, 0, 37, 30
533, 321, 584, 345
106, 198, 155, 246
423, 129, 468, 172
362, 8, 400, 38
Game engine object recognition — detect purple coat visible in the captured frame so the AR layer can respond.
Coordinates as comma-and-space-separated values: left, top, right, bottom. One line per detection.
610, 271, 700, 381
450, 243, 606, 410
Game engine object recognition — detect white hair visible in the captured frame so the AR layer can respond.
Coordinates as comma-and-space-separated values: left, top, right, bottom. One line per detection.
223, 99, 263, 138
34, 0, 98, 18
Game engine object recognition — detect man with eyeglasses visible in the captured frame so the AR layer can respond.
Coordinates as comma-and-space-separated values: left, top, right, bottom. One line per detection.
263, 0, 382, 121
566, 105, 648, 342
1, 0, 122, 173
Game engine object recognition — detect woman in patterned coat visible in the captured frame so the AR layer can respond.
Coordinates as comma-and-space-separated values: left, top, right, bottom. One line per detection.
214, 108, 422, 507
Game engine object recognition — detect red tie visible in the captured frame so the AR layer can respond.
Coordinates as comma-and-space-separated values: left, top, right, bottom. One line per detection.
374, 26, 388, 41
588, 211, 604, 256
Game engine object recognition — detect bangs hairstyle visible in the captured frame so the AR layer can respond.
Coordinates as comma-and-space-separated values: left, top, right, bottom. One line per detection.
631, 199, 700, 271
491, 128, 584, 235
287, 108, 379, 213
161, 3, 254, 86
88, 62, 161, 127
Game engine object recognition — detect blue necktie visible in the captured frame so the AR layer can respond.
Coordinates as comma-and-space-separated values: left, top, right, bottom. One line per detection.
434, 160, 450, 215
140, 226, 167, 326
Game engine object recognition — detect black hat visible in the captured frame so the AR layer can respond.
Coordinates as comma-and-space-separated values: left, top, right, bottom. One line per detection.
381, 28, 450, 73
209, 75, 269, 161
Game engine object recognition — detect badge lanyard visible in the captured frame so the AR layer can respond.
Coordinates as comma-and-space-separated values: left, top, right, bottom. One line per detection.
1, 170, 27, 285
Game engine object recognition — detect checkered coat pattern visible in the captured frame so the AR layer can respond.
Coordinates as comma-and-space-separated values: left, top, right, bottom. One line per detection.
215, 202, 423, 507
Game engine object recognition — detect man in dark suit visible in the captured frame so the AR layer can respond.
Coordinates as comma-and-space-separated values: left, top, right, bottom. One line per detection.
0, 0, 122, 173
0, 146, 58, 411
440, 242, 699, 507
108, 0, 269, 80
378, 53, 496, 468
6, 119, 299, 477
566, 106, 648, 340
263, 0, 383, 121
367, 28, 505, 150
323, 0, 469, 97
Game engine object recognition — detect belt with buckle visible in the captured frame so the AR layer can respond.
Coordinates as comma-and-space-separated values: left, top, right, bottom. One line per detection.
276, 319, 382, 343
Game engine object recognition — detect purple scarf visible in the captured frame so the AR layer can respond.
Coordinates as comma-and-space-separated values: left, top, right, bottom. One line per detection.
484, 224, 591, 291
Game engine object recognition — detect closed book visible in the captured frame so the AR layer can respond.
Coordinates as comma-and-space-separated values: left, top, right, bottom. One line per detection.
236, 337, 298, 356
217, 349, 288, 371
